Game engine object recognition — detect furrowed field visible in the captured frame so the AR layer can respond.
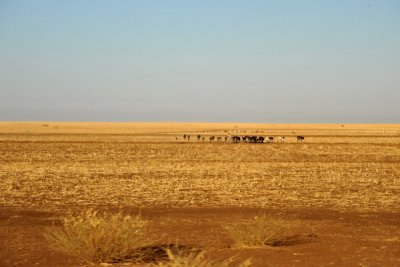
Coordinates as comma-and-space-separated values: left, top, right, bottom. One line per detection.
0, 122, 399, 266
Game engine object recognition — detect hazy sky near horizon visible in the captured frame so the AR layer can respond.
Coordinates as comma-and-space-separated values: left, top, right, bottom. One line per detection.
1, 0, 399, 123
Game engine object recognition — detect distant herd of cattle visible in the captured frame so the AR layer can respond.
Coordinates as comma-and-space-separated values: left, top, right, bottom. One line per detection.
177, 134, 305, 143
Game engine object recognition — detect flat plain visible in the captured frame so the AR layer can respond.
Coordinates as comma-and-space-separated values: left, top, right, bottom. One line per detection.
0, 122, 399, 266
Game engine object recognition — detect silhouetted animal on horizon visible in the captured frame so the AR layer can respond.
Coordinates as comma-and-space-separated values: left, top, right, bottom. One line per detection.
256, 136, 265, 143
248, 136, 257, 143
231, 136, 241, 143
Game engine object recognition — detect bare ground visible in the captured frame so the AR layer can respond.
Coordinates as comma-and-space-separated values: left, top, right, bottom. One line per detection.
0, 207, 399, 267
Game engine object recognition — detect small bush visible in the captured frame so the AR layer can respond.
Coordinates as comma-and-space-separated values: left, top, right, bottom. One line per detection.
151, 249, 251, 267
44, 209, 152, 264
224, 215, 300, 247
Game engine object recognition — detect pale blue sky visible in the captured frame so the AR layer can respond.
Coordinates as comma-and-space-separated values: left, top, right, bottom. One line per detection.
0, 0, 399, 122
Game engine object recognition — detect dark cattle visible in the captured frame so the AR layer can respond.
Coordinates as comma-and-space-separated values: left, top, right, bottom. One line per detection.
268, 137, 274, 143
209, 136, 215, 142
224, 136, 229, 142
187, 135, 191, 141
217, 136, 222, 142
256, 136, 265, 143
197, 135, 201, 141
242, 136, 250, 142
231, 136, 241, 143
183, 134, 187, 140
297, 136, 305, 142
248, 136, 257, 143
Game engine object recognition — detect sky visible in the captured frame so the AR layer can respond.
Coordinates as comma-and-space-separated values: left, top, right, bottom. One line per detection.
0, 0, 399, 123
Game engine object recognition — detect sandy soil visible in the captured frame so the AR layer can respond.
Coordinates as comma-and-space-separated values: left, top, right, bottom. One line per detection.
0, 207, 399, 267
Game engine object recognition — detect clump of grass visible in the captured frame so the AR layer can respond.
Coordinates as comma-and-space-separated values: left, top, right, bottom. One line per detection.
44, 209, 152, 264
224, 215, 300, 247
151, 249, 251, 267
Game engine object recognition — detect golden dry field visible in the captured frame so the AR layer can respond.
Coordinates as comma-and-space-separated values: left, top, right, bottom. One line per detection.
1, 122, 399, 211
0, 122, 399, 266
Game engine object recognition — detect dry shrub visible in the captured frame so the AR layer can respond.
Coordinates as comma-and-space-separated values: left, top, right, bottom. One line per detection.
44, 209, 152, 264
224, 215, 300, 247
151, 249, 251, 267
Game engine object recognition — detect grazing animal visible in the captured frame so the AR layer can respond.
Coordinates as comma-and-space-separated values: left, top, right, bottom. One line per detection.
256, 136, 265, 143
231, 136, 241, 143
217, 136, 222, 142
183, 134, 187, 140
202, 137, 205, 141
224, 136, 229, 142
278, 136, 286, 143
268, 137, 274, 143
197, 135, 201, 141
297, 136, 305, 142
209, 136, 215, 142
248, 136, 258, 143
175, 137, 178, 141
187, 135, 191, 141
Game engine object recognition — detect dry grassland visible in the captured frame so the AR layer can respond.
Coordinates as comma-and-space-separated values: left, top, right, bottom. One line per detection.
0, 122, 399, 211
1, 122, 400, 266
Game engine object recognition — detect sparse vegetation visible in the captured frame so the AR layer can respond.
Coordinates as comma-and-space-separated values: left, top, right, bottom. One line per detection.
0, 122, 399, 266
1, 122, 399, 211
44, 209, 152, 264
151, 249, 251, 267
224, 215, 300, 247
